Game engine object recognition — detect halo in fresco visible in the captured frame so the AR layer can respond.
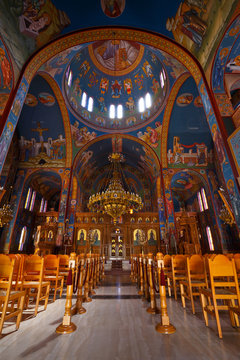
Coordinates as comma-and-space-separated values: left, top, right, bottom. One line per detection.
25, 93, 38, 107
38, 92, 55, 106
64, 43, 168, 132
101, 0, 125, 18
176, 93, 193, 107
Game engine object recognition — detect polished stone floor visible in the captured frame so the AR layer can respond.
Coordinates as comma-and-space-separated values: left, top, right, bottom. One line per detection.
1, 267, 240, 360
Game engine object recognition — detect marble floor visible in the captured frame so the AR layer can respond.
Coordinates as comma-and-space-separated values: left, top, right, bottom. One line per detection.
1, 268, 240, 360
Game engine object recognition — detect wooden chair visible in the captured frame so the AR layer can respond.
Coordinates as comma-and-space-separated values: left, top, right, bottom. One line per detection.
8, 254, 24, 290
58, 255, 69, 283
21, 255, 50, 317
167, 255, 186, 300
43, 255, 64, 302
0, 255, 25, 335
180, 254, 208, 314
199, 254, 240, 338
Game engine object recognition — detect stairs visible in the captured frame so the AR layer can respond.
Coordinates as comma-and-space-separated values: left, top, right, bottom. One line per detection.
111, 260, 122, 270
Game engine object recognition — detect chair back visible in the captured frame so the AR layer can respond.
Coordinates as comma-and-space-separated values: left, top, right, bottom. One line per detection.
23, 255, 44, 282
208, 255, 239, 290
163, 255, 171, 268
0, 255, 15, 282
58, 255, 69, 270
44, 255, 60, 276
172, 255, 186, 270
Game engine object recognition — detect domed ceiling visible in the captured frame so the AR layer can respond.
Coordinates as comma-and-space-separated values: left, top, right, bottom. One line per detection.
64, 40, 168, 132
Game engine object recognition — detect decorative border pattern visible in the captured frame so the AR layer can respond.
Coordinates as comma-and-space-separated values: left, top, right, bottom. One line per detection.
24, 28, 202, 84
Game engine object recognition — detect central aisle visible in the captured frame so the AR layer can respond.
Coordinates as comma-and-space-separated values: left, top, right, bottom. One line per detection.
1, 266, 240, 360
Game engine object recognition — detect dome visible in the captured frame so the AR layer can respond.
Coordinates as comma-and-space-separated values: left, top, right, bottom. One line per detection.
64, 40, 168, 132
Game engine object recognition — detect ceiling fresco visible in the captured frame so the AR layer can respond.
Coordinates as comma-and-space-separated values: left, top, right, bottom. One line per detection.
170, 170, 204, 207
64, 41, 167, 132
16, 74, 66, 168
1, 0, 236, 77
73, 136, 160, 190
26, 170, 62, 200
167, 76, 213, 169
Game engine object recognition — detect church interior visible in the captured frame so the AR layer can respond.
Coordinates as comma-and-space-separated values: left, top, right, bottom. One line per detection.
1, 0, 240, 359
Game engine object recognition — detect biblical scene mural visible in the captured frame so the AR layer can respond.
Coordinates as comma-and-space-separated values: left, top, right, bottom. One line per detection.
0, 37, 13, 116
166, 0, 237, 66
64, 42, 167, 132
212, 15, 240, 93
167, 76, 213, 168
17, 75, 66, 168
0, 0, 70, 69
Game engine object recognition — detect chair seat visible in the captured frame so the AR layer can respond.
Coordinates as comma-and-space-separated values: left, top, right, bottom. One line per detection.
201, 287, 238, 296
22, 281, 50, 287
44, 276, 64, 280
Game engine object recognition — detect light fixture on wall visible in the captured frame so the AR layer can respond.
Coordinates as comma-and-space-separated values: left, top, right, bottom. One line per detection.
87, 152, 143, 224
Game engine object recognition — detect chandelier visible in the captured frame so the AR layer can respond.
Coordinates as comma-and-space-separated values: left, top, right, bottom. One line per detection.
0, 187, 13, 227
87, 153, 143, 224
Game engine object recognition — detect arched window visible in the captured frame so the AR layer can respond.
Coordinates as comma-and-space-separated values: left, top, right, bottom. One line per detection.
88, 97, 93, 112
109, 104, 115, 118
40, 197, 45, 212
24, 188, 32, 210
117, 104, 123, 119
138, 97, 145, 112
201, 188, 208, 210
18, 226, 27, 251
81, 92, 87, 107
29, 190, 36, 211
43, 200, 48, 212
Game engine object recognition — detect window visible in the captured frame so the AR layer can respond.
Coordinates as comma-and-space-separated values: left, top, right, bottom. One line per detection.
109, 104, 115, 119
29, 191, 36, 211
201, 188, 208, 210
145, 93, 152, 109
67, 70, 72, 87
206, 226, 214, 251
81, 92, 87, 107
197, 191, 204, 212
160, 72, 164, 88
138, 97, 145, 113
40, 198, 44, 212
88, 97, 93, 112
18, 226, 27, 251
117, 104, 123, 119
43, 200, 48, 213
25, 188, 32, 210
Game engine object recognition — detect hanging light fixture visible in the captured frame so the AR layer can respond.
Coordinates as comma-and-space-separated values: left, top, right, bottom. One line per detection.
87, 152, 143, 224
0, 186, 13, 227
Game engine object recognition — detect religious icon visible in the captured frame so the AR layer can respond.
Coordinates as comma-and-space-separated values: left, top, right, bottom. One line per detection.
101, 0, 125, 18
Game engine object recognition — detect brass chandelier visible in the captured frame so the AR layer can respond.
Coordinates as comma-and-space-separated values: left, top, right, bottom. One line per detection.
87, 153, 143, 224
0, 187, 13, 227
